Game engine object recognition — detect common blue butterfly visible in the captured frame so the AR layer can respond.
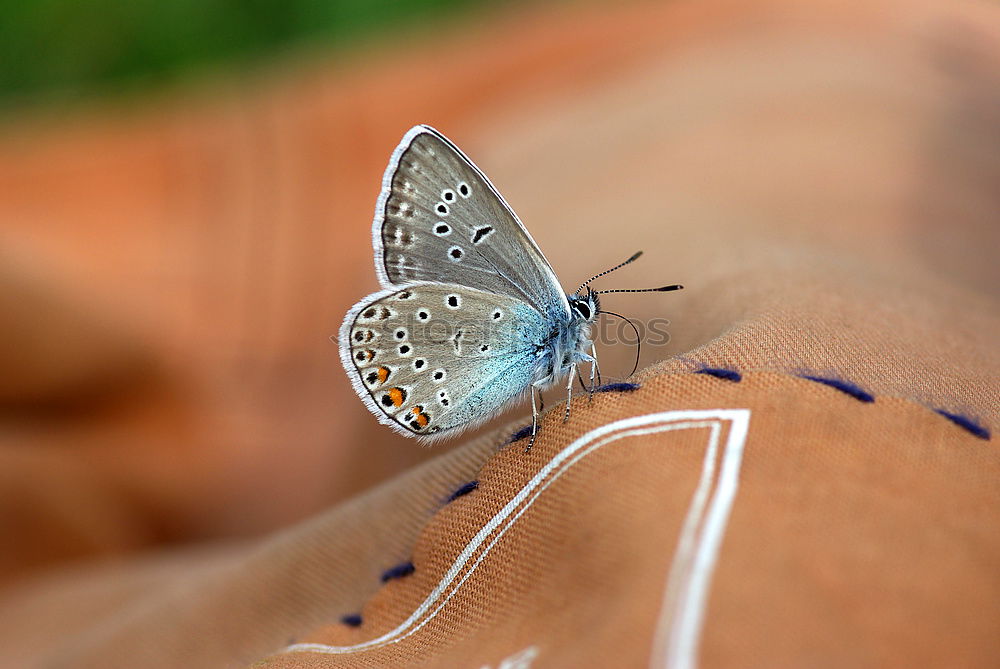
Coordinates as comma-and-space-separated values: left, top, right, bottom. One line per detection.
339, 126, 680, 449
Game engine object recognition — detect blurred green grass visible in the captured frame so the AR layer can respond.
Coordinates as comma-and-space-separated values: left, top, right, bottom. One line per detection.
0, 0, 493, 107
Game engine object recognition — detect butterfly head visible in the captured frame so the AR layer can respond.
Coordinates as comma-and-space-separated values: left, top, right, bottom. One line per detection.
568, 288, 600, 324
569, 251, 684, 377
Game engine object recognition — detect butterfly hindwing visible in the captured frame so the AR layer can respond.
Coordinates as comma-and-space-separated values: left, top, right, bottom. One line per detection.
374, 126, 570, 319
340, 282, 550, 439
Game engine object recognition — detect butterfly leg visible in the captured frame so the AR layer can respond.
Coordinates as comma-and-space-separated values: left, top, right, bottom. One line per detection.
562, 363, 576, 423
573, 348, 599, 399
589, 342, 600, 394
590, 342, 601, 385
525, 383, 541, 453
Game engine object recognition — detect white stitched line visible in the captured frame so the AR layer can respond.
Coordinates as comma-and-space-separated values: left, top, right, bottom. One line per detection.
650, 422, 721, 666
283, 409, 750, 664
397, 420, 718, 647
284, 420, 714, 655
665, 410, 749, 669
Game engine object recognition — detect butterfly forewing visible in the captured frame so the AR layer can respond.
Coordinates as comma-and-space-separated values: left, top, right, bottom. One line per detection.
341, 282, 549, 438
375, 126, 570, 319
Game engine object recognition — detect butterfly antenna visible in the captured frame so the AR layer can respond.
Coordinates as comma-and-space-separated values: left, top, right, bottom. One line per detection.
595, 284, 683, 294
597, 309, 643, 377
574, 251, 644, 295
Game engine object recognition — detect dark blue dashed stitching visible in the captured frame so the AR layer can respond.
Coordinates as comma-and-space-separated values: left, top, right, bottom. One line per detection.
327, 368, 990, 638
799, 374, 875, 403
934, 409, 990, 440
447, 480, 479, 502
340, 613, 363, 627
695, 367, 742, 382
508, 424, 533, 444
380, 561, 415, 583
593, 382, 641, 393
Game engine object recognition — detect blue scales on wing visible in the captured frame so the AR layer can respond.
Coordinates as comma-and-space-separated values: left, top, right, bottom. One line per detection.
341, 282, 552, 439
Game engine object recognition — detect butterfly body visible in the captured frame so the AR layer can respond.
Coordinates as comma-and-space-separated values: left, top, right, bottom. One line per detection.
532, 292, 599, 391
339, 125, 625, 443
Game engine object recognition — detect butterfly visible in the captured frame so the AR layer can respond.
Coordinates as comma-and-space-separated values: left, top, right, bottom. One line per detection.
338, 125, 681, 449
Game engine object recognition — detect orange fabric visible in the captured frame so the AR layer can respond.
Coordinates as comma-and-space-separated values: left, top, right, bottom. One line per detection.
0, 0, 998, 667
259, 371, 998, 668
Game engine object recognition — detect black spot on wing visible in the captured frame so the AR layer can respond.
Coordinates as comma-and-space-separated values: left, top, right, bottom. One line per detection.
472, 226, 494, 244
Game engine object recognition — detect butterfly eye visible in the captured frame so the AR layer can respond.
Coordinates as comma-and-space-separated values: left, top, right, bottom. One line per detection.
435, 202, 450, 216
492, 309, 503, 320
432, 370, 446, 382
445, 294, 461, 309
416, 309, 430, 321
434, 223, 451, 237
448, 246, 464, 262
457, 182, 470, 198
441, 189, 456, 202
394, 328, 407, 340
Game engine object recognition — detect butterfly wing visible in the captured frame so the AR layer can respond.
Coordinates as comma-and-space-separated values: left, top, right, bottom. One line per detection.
373, 125, 570, 320
339, 282, 550, 439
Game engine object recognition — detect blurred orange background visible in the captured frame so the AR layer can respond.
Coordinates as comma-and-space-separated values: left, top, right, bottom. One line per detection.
1, 0, 998, 587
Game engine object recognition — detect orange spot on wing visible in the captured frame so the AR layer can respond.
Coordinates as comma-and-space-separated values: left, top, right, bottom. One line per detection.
405, 405, 430, 429
377, 367, 390, 383
388, 387, 405, 407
